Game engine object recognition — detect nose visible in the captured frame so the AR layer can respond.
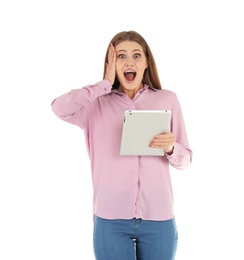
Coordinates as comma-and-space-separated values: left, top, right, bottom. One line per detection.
126, 57, 134, 66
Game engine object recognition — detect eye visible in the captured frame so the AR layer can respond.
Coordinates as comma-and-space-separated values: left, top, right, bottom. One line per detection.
118, 54, 125, 59
134, 53, 141, 58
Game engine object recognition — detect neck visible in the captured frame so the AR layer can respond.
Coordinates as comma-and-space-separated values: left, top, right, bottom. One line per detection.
118, 83, 143, 99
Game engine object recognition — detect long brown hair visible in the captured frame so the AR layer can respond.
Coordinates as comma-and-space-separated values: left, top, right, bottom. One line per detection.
103, 31, 162, 90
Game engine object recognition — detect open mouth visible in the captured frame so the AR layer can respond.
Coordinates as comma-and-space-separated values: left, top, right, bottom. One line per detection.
124, 70, 136, 81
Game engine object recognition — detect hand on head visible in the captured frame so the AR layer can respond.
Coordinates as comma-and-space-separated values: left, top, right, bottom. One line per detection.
104, 43, 116, 85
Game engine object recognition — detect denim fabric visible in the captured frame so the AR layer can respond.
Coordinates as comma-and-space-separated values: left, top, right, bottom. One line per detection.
93, 216, 178, 260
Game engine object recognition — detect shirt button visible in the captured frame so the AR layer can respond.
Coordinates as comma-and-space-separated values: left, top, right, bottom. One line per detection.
104, 88, 107, 91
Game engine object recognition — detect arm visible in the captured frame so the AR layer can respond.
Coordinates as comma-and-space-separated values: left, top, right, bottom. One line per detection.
51, 44, 117, 128
51, 80, 112, 128
166, 93, 192, 170
150, 94, 192, 170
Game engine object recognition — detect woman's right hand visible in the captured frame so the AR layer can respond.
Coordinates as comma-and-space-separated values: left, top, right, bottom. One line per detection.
104, 43, 116, 85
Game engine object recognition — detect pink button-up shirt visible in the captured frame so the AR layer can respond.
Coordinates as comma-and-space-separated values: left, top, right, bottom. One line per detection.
51, 80, 192, 221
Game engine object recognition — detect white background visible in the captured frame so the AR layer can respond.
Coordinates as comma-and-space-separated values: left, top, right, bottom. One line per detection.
1, 0, 244, 259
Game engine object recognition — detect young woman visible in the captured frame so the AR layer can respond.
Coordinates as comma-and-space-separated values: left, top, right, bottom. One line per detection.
51, 30, 192, 260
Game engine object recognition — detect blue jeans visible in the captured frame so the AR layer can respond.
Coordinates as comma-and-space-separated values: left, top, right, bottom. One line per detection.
93, 216, 178, 260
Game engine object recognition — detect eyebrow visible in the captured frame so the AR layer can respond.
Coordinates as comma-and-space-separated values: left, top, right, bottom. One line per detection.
117, 49, 142, 53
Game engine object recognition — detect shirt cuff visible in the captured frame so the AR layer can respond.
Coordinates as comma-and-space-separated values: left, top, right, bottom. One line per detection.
94, 79, 112, 94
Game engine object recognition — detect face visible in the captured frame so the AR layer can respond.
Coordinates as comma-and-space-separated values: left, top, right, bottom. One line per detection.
115, 40, 148, 94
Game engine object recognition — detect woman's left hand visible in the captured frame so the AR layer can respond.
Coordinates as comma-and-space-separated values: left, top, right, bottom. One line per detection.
149, 132, 176, 154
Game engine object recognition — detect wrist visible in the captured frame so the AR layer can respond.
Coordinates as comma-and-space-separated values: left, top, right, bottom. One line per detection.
165, 145, 174, 155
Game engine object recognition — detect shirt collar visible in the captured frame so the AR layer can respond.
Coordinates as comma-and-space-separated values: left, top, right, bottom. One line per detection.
111, 84, 158, 95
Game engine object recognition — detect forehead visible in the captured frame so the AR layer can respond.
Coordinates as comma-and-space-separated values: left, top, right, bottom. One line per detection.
115, 41, 143, 52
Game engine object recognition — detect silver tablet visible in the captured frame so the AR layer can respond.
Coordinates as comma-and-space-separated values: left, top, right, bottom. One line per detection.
120, 110, 171, 156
